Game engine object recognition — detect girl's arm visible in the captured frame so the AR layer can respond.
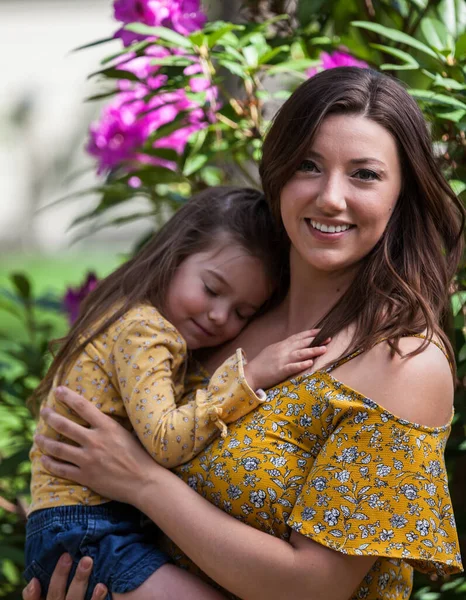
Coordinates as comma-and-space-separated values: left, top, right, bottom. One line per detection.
36, 388, 374, 600
113, 318, 267, 466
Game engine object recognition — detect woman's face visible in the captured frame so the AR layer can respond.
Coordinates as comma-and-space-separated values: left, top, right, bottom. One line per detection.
280, 114, 402, 275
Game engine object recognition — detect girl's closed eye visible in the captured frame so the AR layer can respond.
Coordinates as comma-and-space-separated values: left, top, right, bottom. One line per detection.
297, 159, 319, 173
235, 310, 250, 321
204, 284, 219, 297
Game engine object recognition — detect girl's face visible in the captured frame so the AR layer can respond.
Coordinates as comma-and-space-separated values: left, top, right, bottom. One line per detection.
164, 236, 272, 349
280, 114, 402, 276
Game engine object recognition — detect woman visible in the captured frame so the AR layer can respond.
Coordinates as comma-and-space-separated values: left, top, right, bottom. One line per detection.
25, 67, 464, 600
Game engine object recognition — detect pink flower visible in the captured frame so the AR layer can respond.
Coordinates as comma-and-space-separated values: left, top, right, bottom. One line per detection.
63, 273, 99, 324
114, 0, 207, 46
86, 83, 214, 174
307, 51, 369, 77
86, 95, 151, 174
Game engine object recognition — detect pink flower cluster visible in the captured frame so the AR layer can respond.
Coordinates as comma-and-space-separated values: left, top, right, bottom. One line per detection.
114, 0, 207, 46
87, 1, 214, 176
63, 273, 98, 324
307, 50, 368, 77
86, 54, 215, 175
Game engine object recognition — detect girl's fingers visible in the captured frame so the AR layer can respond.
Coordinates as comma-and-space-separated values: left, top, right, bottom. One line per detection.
40, 408, 89, 446
293, 346, 327, 361
35, 434, 82, 465
40, 455, 81, 482
54, 387, 105, 429
288, 329, 321, 342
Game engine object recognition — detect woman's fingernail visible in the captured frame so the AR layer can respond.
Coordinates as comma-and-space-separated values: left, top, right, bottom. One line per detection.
54, 387, 65, 400
95, 584, 107, 598
61, 553, 72, 566
80, 556, 92, 570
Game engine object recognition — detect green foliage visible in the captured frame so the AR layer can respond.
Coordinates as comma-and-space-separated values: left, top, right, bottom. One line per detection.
0, 274, 64, 597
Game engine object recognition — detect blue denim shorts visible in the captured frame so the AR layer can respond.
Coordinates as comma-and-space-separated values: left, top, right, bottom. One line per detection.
24, 502, 170, 599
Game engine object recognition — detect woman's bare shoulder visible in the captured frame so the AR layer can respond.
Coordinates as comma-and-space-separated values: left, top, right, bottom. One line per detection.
332, 336, 454, 428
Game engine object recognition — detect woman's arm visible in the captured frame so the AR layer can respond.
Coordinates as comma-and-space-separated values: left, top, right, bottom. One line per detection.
36, 388, 374, 600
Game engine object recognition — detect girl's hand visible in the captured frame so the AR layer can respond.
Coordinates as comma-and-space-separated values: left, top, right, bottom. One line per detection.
22, 555, 107, 600
244, 329, 329, 391
35, 387, 159, 507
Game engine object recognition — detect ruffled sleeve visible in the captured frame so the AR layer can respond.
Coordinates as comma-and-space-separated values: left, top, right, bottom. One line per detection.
286, 390, 463, 577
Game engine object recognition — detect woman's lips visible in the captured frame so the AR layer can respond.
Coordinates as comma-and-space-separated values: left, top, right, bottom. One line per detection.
305, 218, 355, 241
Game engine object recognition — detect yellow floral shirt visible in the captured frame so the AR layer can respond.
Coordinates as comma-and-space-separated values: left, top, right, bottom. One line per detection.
171, 349, 463, 600
29, 304, 262, 513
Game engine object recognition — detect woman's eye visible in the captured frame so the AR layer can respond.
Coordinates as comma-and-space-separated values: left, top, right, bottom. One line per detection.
204, 284, 218, 297
297, 159, 319, 173
354, 169, 380, 181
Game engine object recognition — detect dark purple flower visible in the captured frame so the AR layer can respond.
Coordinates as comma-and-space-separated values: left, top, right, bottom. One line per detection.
63, 273, 99, 324
307, 50, 369, 77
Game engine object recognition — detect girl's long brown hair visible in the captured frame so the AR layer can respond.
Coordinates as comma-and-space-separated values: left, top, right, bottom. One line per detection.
260, 67, 465, 367
32, 186, 288, 406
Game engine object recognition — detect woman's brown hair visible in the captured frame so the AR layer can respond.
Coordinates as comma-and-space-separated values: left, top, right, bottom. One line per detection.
32, 186, 288, 405
260, 67, 465, 365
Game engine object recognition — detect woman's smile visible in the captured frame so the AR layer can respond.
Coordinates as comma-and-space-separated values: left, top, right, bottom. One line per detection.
305, 218, 355, 242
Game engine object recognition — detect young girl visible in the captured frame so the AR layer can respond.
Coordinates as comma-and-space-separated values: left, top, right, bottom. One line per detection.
25, 186, 327, 599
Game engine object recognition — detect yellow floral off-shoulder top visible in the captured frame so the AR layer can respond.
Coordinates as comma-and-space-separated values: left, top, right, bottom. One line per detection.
172, 347, 463, 600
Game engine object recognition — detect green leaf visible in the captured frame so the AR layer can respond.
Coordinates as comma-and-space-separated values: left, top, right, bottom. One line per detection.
451, 180, 466, 195
456, 31, 466, 57
200, 166, 224, 186
409, 89, 466, 109
267, 58, 318, 75
148, 55, 194, 67
420, 18, 452, 52
72, 37, 115, 52
351, 21, 442, 61
218, 59, 248, 78
243, 45, 259, 68
428, 73, 466, 91
124, 24, 194, 49
435, 108, 466, 121
370, 44, 420, 69
438, 0, 466, 38
451, 290, 466, 315
10, 274, 31, 301
259, 46, 289, 65
183, 153, 209, 176
207, 24, 244, 49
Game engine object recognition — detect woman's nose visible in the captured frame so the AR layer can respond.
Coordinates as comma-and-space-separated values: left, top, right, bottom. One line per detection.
316, 174, 346, 213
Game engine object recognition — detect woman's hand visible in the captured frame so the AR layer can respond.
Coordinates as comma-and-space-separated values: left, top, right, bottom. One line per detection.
35, 387, 160, 507
22, 555, 107, 600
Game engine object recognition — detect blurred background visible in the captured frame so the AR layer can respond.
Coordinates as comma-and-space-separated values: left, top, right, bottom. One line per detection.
1, 0, 153, 291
